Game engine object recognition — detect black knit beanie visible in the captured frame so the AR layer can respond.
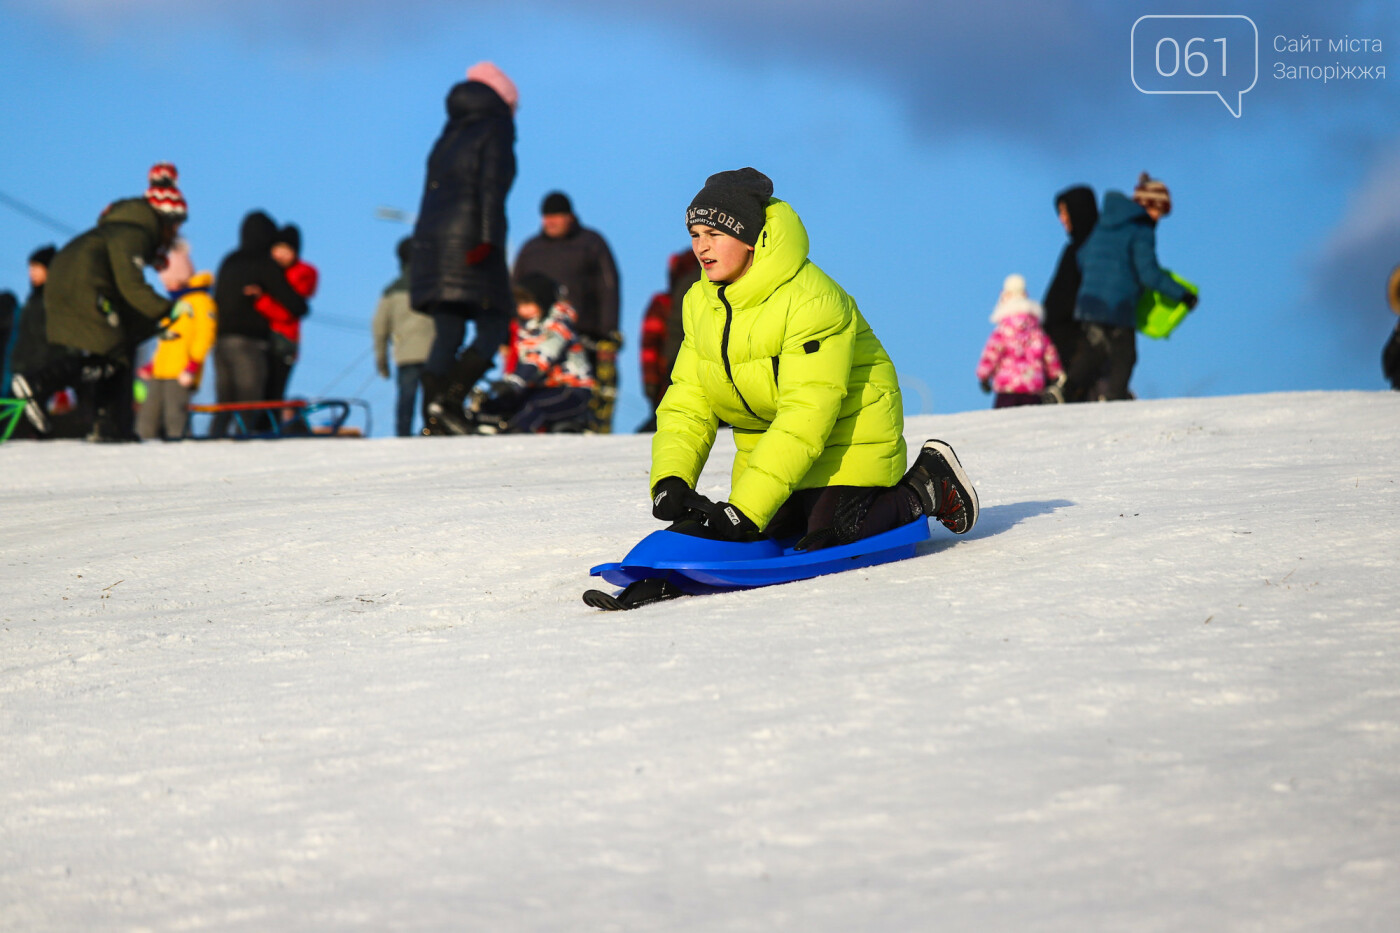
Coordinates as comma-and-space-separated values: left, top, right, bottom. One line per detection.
541, 191, 573, 215
514, 271, 558, 312
274, 224, 302, 254
686, 167, 773, 246
28, 244, 57, 267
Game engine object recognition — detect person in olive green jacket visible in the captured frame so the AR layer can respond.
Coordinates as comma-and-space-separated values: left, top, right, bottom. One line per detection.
649, 168, 979, 550
11, 163, 187, 441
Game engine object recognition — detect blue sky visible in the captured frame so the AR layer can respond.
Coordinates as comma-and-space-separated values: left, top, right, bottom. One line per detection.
2, 0, 1397, 434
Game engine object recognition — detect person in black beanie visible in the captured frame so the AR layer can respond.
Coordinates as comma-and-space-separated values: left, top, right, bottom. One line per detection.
644, 167, 979, 571
512, 189, 622, 432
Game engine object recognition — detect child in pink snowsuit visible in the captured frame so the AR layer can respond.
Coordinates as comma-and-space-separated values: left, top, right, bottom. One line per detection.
975, 274, 1064, 408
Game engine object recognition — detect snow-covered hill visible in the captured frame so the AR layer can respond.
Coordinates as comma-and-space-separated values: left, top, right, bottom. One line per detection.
3, 391, 1398, 931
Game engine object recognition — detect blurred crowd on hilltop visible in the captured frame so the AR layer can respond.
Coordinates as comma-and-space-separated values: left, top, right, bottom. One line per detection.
5, 63, 1399, 444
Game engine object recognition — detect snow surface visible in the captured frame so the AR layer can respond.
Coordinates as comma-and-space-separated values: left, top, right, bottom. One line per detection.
2, 390, 1398, 932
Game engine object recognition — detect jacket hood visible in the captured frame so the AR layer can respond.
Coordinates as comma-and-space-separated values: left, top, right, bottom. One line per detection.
170, 271, 214, 300
446, 80, 514, 123
1097, 191, 1151, 229
697, 199, 808, 309
991, 296, 1044, 324
98, 198, 163, 241
239, 211, 278, 252
1055, 185, 1099, 244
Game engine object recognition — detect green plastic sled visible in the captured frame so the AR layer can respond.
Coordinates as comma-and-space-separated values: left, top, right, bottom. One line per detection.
1136, 272, 1198, 339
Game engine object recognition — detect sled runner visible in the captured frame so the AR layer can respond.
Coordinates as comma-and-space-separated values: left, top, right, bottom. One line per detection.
585, 517, 932, 608
186, 398, 370, 438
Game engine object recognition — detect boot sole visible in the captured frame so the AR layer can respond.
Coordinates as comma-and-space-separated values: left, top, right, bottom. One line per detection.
924, 439, 979, 533
11, 375, 50, 434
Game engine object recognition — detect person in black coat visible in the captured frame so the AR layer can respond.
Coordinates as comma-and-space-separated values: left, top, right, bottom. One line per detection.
7, 245, 57, 381
0, 291, 15, 387
410, 61, 518, 435
1385, 264, 1400, 390
210, 210, 308, 436
1041, 185, 1098, 368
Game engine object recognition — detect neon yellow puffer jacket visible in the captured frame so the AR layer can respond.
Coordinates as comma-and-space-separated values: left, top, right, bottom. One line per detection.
651, 199, 906, 529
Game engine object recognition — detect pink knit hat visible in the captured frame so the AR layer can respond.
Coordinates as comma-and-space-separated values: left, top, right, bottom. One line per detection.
466, 61, 518, 113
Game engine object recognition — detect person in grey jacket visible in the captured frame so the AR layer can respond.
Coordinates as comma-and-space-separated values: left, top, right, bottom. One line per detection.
1060, 173, 1197, 402
373, 237, 437, 436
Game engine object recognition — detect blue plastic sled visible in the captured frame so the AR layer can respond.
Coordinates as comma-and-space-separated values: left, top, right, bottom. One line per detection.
589, 518, 932, 595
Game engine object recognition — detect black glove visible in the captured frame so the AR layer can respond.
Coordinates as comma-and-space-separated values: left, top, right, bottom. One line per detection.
1182, 291, 1199, 311
979, 378, 991, 394
704, 501, 763, 542
651, 476, 714, 523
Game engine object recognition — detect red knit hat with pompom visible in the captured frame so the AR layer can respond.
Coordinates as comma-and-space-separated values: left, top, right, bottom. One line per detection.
145, 162, 188, 222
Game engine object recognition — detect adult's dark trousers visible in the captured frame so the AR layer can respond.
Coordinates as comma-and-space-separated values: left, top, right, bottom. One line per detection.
425, 304, 511, 379
394, 361, 425, 436
1064, 322, 1136, 402
264, 335, 298, 403
89, 355, 136, 440
211, 335, 269, 436
1384, 321, 1400, 390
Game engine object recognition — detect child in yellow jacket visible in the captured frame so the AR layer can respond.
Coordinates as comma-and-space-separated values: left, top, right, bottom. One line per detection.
136, 240, 217, 439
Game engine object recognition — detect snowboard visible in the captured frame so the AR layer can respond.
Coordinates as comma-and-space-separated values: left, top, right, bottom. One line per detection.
583, 517, 932, 610
1136, 271, 1198, 339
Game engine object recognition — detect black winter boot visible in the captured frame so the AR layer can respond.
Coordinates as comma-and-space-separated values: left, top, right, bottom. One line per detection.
10, 372, 51, 434
12, 356, 115, 434
420, 371, 448, 435
901, 439, 979, 534
425, 349, 492, 436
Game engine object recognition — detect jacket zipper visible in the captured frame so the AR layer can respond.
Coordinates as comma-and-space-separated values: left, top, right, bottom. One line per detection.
718, 286, 759, 421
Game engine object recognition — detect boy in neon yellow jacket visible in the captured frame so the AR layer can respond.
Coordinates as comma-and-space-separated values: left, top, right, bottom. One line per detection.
650, 168, 979, 548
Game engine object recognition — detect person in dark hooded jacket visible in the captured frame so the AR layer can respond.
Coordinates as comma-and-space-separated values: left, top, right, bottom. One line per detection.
11, 164, 188, 441
6, 245, 57, 385
1041, 185, 1098, 366
1060, 173, 1196, 402
1384, 264, 1400, 390
209, 210, 308, 436
410, 61, 518, 435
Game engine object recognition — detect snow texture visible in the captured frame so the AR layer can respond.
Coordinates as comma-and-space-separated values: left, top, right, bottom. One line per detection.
2, 391, 1398, 931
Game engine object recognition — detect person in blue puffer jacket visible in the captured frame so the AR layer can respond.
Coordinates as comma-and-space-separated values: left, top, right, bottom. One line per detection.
1060, 173, 1197, 402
